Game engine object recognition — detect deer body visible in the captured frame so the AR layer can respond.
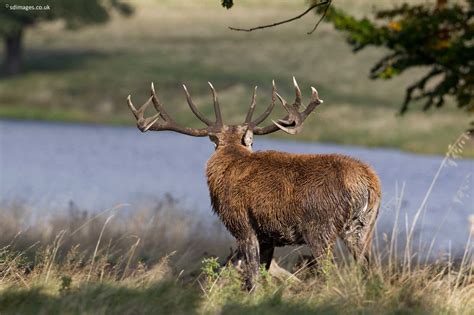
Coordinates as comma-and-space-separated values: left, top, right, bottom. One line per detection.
207, 140, 381, 287
207, 146, 380, 246
127, 77, 381, 290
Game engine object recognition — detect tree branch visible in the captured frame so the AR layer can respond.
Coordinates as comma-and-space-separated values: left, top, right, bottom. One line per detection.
228, 1, 331, 34
307, 0, 332, 34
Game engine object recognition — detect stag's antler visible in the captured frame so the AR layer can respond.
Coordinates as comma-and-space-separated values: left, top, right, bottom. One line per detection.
127, 82, 222, 136
127, 77, 322, 136
248, 77, 323, 135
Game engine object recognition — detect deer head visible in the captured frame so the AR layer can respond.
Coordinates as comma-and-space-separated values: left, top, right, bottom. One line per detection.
126, 77, 323, 150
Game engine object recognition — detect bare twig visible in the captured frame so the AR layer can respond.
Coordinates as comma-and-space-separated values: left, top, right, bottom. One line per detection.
228, 1, 331, 34
307, 0, 332, 34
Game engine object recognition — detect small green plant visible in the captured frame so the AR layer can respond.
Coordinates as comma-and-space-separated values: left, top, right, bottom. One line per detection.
257, 264, 277, 292
320, 247, 336, 279
201, 257, 220, 281
59, 275, 72, 293
259, 265, 270, 280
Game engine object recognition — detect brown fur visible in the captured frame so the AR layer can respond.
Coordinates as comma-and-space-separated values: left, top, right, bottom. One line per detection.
206, 126, 381, 289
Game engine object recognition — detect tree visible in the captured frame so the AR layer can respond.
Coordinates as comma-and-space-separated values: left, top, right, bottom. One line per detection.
221, 0, 473, 116
318, 0, 473, 114
0, 0, 133, 76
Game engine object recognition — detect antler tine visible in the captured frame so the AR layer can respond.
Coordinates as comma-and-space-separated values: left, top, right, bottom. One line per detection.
271, 120, 301, 135
127, 94, 160, 132
150, 82, 172, 122
275, 91, 292, 114
301, 86, 323, 119
208, 82, 223, 126
127, 95, 139, 119
245, 86, 258, 124
251, 80, 276, 126
311, 87, 323, 103
127, 94, 154, 117
182, 84, 213, 126
127, 82, 212, 136
253, 78, 323, 136
142, 113, 160, 132
293, 76, 302, 108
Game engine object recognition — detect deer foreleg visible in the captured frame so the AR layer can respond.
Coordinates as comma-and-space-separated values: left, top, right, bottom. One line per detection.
237, 233, 260, 291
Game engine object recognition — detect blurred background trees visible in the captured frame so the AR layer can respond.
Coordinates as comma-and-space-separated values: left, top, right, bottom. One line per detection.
224, 0, 473, 116
0, 1, 471, 155
319, 0, 473, 115
0, 0, 133, 76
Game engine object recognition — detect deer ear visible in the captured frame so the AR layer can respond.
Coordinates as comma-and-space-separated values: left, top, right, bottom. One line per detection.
243, 129, 253, 147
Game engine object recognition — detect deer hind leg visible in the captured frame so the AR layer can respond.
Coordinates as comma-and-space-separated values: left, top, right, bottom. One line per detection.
342, 201, 379, 271
259, 242, 275, 270
342, 225, 372, 271
237, 233, 260, 291
342, 216, 375, 271
303, 223, 338, 275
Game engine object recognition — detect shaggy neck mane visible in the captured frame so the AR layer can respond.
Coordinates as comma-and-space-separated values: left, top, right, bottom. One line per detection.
206, 145, 251, 203
207, 145, 250, 175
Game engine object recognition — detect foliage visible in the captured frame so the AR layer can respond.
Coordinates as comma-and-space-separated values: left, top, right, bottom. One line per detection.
0, 0, 133, 36
0, 0, 133, 75
0, 1, 471, 155
319, 0, 474, 114
221, 0, 234, 10
201, 257, 221, 281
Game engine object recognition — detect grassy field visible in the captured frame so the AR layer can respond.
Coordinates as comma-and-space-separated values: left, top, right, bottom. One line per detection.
0, 0, 472, 156
0, 200, 473, 314
1, 2, 472, 313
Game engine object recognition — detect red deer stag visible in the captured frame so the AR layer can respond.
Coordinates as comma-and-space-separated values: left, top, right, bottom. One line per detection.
127, 78, 381, 290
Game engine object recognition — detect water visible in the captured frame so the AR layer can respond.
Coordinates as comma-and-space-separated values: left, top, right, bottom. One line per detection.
1, 120, 473, 257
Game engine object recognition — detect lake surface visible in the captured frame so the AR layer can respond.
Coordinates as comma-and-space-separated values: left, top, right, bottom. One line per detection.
1, 120, 473, 257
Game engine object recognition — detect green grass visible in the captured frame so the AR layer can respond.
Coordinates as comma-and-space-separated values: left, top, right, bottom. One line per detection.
0, 195, 473, 315
0, 282, 200, 314
2, 267, 469, 315
0, 223, 472, 315
0, 0, 472, 156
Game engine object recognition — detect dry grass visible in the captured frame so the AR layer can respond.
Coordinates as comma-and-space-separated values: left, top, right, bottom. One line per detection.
0, 0, 472, 155
0, 197, 233, 277
0, 184, 472, 314
0, 204, 472, 314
